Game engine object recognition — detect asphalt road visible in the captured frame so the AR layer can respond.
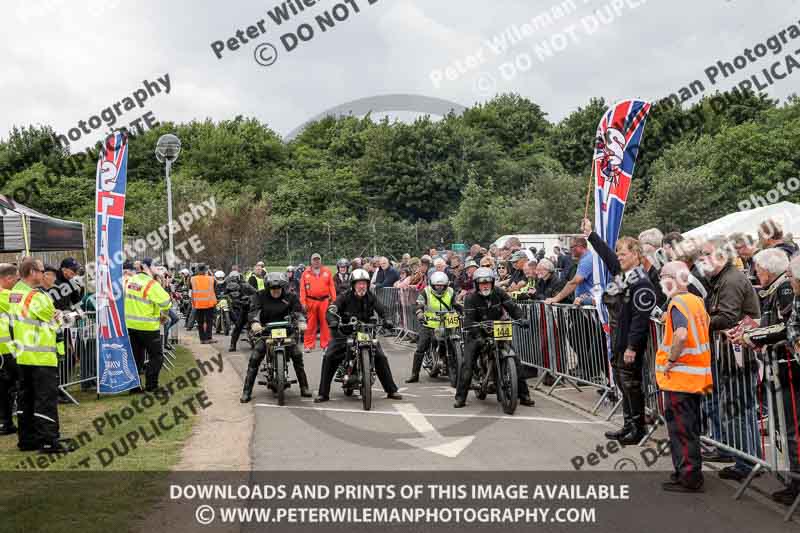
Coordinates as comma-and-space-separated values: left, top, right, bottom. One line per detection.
189, 328, 798, 530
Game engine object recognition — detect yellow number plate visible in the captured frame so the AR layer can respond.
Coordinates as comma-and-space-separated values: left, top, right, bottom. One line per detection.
493, 321, 513, 340
357, 332, 371, 342
271, 328, 287, 339
444, 313, 460, 329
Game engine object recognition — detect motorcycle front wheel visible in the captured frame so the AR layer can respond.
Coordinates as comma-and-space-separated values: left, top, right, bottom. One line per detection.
499, 356, 518, 415
360, 347, 372, 411
275, 349, 286, 406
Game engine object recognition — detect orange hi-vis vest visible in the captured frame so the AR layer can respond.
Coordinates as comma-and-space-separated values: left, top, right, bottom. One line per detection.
191, 274, 217, 309
656, 293, 712, 394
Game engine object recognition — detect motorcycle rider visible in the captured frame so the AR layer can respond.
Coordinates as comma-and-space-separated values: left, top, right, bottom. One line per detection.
286, 266, 299, 295
406, 271, 462, 383
227, 272, 256, 352
249, 262, 267, 291
315, 269, 403, 403
334, 258, 351, 295
454, 267, 534, 408
240, 272, 311, 402
214, 270, 226, 299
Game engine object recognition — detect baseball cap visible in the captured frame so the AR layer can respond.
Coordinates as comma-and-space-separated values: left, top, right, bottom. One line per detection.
60, 257, 81, 271
142, 257, 154, 268
510, 251, 528, 262
311, 253, 322, 260
122, 260, 135, 271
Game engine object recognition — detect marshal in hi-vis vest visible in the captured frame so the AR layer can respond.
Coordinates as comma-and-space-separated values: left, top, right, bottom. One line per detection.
9, 280, 58, 367
422, 286, 454, 328
190, 274, 218, 310
125, 272, 172, 331
656, 293, 712, 394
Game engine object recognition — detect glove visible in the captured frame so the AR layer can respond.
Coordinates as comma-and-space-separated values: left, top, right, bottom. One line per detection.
519, 320, 531, 330
251, 322, 263, 334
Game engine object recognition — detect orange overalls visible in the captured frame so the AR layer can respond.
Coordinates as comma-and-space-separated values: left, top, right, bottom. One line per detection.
300, 267, 336, 350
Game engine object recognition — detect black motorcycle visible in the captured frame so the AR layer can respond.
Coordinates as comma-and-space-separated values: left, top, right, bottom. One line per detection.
214, 294, 232, 336
465, 318, 527, 415
254, 316, 300, 406
422, 310, 463, 388
334, 315, 380, 411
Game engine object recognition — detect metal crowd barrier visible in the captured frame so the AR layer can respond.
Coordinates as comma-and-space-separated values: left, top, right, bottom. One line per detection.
58, 312, 98, 404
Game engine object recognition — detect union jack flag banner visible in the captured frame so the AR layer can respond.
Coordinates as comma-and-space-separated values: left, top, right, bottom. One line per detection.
591, 99, 652, 365
95, 132, 141, 394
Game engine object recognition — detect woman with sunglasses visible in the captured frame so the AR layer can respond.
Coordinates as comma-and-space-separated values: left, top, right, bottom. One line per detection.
495, 261, 512, 289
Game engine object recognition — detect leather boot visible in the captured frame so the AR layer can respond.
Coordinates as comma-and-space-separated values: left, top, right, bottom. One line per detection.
605, 425, 632, 441
618, 425, 646, 445
406, 351, 424, 383
240, 366, 258, 403
296, 367, 312, 397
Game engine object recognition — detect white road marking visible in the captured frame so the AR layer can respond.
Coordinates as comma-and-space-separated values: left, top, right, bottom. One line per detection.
393, 403, 474, 458
253, 403, 606, 424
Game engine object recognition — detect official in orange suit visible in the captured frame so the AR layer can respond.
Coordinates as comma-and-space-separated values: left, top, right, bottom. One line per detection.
300, 253, 336, 352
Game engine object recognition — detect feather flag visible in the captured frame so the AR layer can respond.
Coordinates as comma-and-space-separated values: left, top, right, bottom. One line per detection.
591, 99, 652, 370
95, 131, 141, 394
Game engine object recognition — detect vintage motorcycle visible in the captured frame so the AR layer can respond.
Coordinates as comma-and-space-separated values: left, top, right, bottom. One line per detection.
465, 318, 527, 415
254, 315, 303, 406
422, 309, 463, 388
334, 315, 381, 411
214, 294, 232, 336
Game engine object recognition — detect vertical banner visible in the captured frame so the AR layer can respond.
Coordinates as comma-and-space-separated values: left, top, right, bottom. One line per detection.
95, 132, 141, 394
591, 99, 652, 363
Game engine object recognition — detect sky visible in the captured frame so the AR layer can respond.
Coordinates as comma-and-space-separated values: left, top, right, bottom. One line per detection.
1, 0, 798, 152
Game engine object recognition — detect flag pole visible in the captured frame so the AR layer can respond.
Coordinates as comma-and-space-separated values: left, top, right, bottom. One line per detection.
583, 157, 595, 227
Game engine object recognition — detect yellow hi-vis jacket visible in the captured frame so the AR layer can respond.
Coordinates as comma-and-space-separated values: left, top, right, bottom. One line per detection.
0, 288, 14, 357
125, 272, 171, 332
419, 286, 454, 328
656, 293, 712, 394
9, 280, 58, 367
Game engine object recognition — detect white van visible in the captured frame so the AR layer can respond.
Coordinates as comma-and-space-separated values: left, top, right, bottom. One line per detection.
492, 234, 581, 256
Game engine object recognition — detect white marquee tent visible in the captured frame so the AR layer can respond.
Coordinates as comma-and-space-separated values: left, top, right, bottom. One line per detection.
683, 201, 800, 240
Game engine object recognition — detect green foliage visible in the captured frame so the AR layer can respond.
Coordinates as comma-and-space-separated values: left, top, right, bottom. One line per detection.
1, 92, 798, 263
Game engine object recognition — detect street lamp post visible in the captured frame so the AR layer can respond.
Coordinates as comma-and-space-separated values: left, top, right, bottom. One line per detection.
155, 134, 181, 268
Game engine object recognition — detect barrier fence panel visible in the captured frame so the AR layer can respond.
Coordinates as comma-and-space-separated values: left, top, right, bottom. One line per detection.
58, 312, 98, 404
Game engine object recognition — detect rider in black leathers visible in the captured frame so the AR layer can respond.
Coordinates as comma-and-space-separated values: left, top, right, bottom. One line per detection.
228, 273, 256, 352
454, 267, 534, 408
314, 268, 403, 403
240, 272, 311, 402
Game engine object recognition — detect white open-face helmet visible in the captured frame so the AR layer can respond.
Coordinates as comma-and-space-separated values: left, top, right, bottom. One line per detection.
430, 271, 449, 295
214, 270, 225, 280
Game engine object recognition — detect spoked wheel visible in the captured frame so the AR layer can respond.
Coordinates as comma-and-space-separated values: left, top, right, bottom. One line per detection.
360, 347, 372, 411
448, 341, 462, 389
425, 344, 440, 378
275, 350, 286, 406
499, 357, 518, 415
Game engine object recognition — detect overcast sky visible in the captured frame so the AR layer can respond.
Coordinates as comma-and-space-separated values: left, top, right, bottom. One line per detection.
1, 0, 797, 152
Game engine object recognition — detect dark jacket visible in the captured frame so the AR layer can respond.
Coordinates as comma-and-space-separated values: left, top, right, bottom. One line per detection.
588, 232, 655, 365
248, 288, 303, 325
374, 267, 400, 289
745, 274, 795, 382
334, 272, 351, 295
463, 287, 523, 336
556, 254, 573, 276
644, 264, 667, 309
533, 274, 565, 300
49, 270, 84, 311
705, 262, 761, 332
772, 242, 798, 258
326, 290, 390, 339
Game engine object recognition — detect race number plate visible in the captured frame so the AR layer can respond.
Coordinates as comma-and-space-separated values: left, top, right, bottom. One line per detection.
271, 328, 287, 339
357, 332, 371, 342
444, 313, 460, 329
493, 321, 513, 341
